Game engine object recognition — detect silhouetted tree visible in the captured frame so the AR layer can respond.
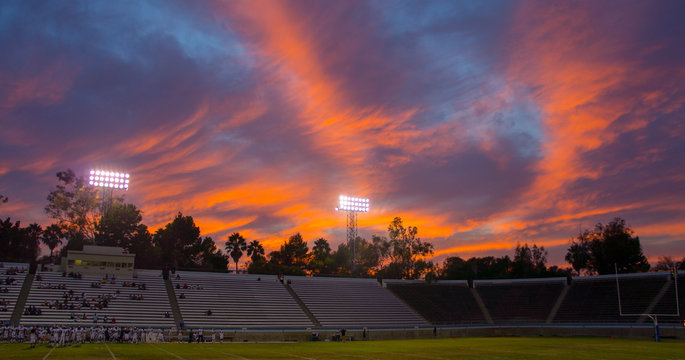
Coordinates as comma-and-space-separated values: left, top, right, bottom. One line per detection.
652, 256, 685, 272
512, 242, 548, 278
268, 233, 309, 275
565, 217, 649, 275
153, 212, 202, 269
0, 218, 41, 262
95, 203, 143, 248
386, 217, 434, 279
308, 238, 335, 275
225, 232, 247, 273
42, 224, 66, 260
247, 240, 265, 263
126, 224, 161, 269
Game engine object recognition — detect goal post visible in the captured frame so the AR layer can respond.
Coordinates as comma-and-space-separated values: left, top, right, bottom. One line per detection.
615, 263, 681, 342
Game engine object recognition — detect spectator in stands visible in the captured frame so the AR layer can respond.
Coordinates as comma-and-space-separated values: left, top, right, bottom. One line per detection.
179, 293, 186, 299
206, 309, 212, 316
164, 311, 170, 318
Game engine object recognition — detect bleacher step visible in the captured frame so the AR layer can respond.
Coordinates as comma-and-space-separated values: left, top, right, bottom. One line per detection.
285, 283, 320, 327
165, 276, 184, 328
470, 288, 493, 325
546, 284, 570, 323
10, 273, 34, 326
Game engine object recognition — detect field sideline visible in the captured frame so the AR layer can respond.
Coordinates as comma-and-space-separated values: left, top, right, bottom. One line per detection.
1, 337, 684, 360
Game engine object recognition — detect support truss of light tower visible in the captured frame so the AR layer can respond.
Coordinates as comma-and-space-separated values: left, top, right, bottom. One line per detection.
88, 169, 130, 213
336, 195, 370, 269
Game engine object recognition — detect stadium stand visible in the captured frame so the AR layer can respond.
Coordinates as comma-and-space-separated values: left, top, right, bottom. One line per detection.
385, 280, 487, 325
474, 278, 566, 323
171, 271, 312, 328
553, 272, 669, 323
650, 270, 684, 324
288, 276, 428, 328
20, 269, 175, 327
0, 263, 29, 325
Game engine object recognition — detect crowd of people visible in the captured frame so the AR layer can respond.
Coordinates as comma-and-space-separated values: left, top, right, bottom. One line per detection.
1, 325, 171, 346
0, 325, 231, 345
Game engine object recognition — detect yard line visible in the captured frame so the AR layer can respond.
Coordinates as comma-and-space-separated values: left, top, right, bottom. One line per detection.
266, 350, 317, 360
42, 347, 55, 360
151, 344, 186, 360
104, 343, 117, 360
320, 351, 380, 360
206, 346, 251, 360
386, 351, 446, 360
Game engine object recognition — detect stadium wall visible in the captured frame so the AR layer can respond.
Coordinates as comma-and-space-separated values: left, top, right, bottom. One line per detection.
188, 325, 685, 342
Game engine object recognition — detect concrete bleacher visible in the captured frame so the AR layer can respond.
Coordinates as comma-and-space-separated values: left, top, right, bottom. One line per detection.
553, 272, 669, 323
0, 263, 29, 325
172, 271, 312, 329
474, 278, 566, 323
20, 269, 175, 327
650, 270, 684, 324
385, 280, 487, 325
288, 276, 429, 328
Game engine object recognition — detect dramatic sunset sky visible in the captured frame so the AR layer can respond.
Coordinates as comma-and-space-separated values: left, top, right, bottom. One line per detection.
1, 1, 684, 266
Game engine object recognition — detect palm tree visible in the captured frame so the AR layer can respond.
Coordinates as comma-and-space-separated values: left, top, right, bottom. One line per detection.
225, 232, 247, 273
247, 240, 265, 263
42, 224, 65, 260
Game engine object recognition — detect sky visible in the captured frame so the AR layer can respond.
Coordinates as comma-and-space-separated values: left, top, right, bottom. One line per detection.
1, 0, 684, 267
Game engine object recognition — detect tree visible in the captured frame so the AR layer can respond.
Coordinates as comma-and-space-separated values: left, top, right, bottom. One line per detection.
45, 169, 102, 243
440, 255, 513, 281
247, 240, 265, 263
153, 212, 202, 269
565, 229, 593, 275
192, 236, 229, 272
309, 238, 336, 276
42, 224, 66, 260
126, 224, 161, 269
386, 217, 434, 279
512, 242, 548, 278
565, 217, 650, 275
95, 203, 143, 248
268, 233, 310, 275
225, 232, 247, 273
652, 256, 685, 272
0, 218, 42, 262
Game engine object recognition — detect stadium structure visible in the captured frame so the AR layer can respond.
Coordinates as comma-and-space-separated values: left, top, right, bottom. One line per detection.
1, 258, 683, 342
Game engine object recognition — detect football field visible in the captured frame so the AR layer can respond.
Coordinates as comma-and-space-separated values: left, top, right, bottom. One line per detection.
1, 337, 684, 360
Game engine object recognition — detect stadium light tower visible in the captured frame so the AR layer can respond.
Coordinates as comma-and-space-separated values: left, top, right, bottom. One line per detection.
89, 169, 130, 213
335, 195, 370, 270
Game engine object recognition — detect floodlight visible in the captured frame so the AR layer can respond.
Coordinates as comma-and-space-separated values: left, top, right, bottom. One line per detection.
89, 169, 130, 191
337, 195, 370, 212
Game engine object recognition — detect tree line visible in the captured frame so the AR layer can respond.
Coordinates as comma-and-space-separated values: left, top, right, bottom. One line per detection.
2, 170, 683, 279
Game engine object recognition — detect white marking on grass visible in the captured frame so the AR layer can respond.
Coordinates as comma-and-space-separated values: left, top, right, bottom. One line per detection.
42, 347, 55, 360
266, 350, 317, 360
386, 351, 446, 360
206, 346, 251, 360
320, 351, 380, 360
105, 343, 117, 360
152, 344, 186, 360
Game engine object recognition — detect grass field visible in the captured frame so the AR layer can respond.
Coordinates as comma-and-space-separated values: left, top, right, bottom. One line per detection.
1, 337, 684, 360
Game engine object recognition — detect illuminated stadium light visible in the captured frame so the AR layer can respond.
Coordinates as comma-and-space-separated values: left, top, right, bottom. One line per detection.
89, 169, 130, 190
337, 195, 370, 212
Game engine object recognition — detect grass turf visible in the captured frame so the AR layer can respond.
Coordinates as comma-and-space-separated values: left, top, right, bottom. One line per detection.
1, 337, 684, 360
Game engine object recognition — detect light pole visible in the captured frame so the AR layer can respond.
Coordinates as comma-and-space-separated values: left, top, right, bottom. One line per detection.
335, 195, 370, 270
